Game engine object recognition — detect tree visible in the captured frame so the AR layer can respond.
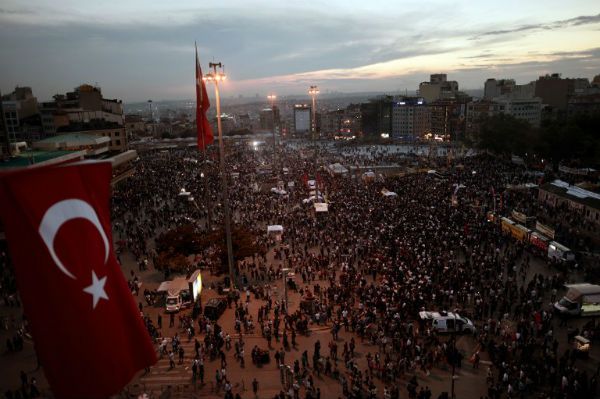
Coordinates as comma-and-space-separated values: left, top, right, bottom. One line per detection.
476, 114, 535, 155
154, 224, 265, 274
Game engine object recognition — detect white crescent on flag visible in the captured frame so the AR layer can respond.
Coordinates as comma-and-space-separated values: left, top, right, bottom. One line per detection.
38, 199, 110, 279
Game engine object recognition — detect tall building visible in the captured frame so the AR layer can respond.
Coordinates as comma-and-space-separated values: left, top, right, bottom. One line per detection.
1, 86, 42, 142
418, 74, 459, 103
493, 97, 542, 127
465, 100, 495, 140
392, 97, 430, 140
293, 104, 311, 135
429, 100, 467, 141
484, 79, 515, 99
360, 96, 393, 138
40, 84, 127, 151
0, 90, 9, 156
259, 106, 280, 131
320, 109, 345, 137
567, 94, 600, 117
534, 73, 590, 112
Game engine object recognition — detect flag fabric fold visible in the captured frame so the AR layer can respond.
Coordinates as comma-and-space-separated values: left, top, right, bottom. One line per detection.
0, 161, 157, 399
196, 44, 214, 150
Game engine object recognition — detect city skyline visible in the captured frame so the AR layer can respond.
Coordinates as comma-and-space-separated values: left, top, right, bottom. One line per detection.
1, 0, 599, 102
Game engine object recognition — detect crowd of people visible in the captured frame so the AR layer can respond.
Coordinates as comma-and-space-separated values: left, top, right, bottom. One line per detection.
1, 138, 599, 398
109, 140, 599, 398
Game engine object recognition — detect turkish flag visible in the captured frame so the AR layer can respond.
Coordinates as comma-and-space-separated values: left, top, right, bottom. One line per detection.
196, 44, 214, 150
0, 161, 156, 399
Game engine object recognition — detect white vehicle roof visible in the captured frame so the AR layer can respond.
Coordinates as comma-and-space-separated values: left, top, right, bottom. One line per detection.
419, 310, 464, 320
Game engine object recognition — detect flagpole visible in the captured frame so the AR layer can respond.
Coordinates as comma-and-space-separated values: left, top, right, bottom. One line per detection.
196, 42, 212, 232
205, 62, 235, 289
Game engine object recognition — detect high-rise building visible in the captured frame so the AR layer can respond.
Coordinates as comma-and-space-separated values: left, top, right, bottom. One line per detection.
0, 90, 9, 156
418, 74, 459, 103
429, 100, 467, 141
493, 97, 542, 127
40, 84, 127, 151
484, 79, 515, 99
534, 73, 590, 112
293, 104, 311, 135
259, 106, 280, 131
392, 97, 430, 140
1, 86, 42, 142
465, 100, 495, 140
360, 96, 393, 138
567, 94, 600, 117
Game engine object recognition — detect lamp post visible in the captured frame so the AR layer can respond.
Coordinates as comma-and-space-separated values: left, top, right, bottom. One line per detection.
450, 312, 457, 399
282, 267, 290, 313
308, 86, 319, 140
203, 62, 235, 289
147, 99, 154, 137
308, 85, 320, 190
267, 94, 277, 176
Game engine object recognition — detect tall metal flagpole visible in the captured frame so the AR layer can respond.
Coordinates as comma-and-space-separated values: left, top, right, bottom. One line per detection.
196, 43, 212, 231
204, 62, 235, 289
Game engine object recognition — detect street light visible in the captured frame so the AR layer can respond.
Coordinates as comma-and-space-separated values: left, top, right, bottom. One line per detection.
203, 62, 235, 290
267, 94, 278, 176
308, 85, 320, 190
450, 311, 457, 399
147, 99, 154, 137
308, 86, 319, 140
282, 267, 290, 313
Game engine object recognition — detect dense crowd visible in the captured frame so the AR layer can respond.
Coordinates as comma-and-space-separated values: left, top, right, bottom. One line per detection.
1, 139, 599, 399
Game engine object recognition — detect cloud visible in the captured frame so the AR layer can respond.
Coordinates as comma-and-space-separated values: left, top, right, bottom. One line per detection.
470, 12, 600, 40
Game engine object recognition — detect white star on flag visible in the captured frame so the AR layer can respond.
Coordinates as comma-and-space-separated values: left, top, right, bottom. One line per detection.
83, 270, 109, 309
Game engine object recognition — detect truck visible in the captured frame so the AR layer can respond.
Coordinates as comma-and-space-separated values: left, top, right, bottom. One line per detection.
554, 284, 600, 317
548, 241, 575, 263
158, 270, 203, 313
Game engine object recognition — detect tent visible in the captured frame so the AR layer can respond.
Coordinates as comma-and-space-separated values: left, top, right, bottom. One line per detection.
267, 225, 284, 241
267, 225, 284, 233
314, 203, 328, 212
362, 171, 376, 183
327, 163, 349, 176
271, 187, 287, 195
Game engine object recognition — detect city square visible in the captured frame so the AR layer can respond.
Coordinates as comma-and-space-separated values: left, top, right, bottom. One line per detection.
1, 2, 600, 398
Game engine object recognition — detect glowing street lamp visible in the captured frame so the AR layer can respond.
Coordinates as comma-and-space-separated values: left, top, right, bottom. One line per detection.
308, 86, 319, 139
267, 94, 277, 175
203, 62, 235, 289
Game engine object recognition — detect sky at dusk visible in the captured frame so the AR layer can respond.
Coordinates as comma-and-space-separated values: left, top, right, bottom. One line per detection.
1, 0, 599, 102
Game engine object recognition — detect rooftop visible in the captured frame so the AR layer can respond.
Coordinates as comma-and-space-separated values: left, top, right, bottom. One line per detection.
0, 150, 84, 170
540, 179, 600, 210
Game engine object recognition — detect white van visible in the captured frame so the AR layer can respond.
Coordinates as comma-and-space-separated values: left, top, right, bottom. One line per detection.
419, 311, 476, 334
166, 295, 183, 313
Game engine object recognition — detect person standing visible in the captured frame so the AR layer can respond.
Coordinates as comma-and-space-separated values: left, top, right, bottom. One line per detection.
168, 351, 175, 370
252, 378, 259, 398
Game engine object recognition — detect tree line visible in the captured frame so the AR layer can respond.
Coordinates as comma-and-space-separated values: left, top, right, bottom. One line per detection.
473, 112, 600, 169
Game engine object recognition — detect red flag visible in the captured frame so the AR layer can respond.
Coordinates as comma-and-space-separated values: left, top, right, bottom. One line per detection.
196, 44, 214, 150
0, 161, 156, 399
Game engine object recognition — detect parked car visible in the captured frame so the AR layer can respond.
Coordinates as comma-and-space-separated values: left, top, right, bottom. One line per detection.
204, 297, 227, 320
